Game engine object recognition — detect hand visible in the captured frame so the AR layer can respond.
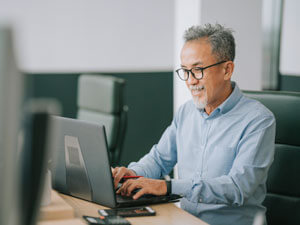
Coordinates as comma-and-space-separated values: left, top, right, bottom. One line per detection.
116, 177, 167, 200
112, 166, 136, 189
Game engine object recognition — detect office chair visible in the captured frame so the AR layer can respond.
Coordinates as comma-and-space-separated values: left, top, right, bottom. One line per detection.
243, 90, 300, 225
77, 74, 127, 166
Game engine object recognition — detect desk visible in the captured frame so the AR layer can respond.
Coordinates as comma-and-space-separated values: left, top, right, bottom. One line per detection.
39, 191, 208, 225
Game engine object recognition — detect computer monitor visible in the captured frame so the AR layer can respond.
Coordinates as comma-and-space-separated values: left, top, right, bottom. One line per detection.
0, 24, 24, 225
0, 24, 56, 225
20, 100, 59, 225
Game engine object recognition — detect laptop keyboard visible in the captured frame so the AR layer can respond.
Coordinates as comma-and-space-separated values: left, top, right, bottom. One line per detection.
115, 186, 181, 205
116, 193, 156, 202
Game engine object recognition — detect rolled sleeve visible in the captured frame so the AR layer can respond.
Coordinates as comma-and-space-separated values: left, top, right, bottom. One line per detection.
128, 116, 179, 179
171, 178, 193, 198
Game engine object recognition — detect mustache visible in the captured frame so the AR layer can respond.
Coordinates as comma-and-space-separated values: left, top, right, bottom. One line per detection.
189, 85, 205, 91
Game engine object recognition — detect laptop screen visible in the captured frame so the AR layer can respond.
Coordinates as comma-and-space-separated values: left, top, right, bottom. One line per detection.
51, 116, 118, 208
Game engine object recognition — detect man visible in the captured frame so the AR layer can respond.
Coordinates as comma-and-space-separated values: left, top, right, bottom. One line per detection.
113, 24, 275, 225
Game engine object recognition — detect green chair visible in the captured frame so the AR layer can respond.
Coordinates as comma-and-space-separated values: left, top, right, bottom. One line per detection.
77, 74, 127, 166
243, 90, 300, 225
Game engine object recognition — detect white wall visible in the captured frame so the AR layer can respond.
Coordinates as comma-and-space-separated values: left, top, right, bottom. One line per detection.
201, 0, 263, 91
174, 0, 264, 112
0, 0, 174, 73
280, 0, 300, 76
173, 0, 201, 112
1, 0, 265, 108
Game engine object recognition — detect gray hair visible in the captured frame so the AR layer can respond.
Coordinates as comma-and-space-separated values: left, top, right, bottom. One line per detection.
183, 23, 235, 61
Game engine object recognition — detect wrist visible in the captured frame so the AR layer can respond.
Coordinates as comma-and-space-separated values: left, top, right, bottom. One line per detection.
129, 169, 137, 176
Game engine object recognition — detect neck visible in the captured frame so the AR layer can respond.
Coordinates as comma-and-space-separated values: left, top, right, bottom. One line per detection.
205, 82, 233, 115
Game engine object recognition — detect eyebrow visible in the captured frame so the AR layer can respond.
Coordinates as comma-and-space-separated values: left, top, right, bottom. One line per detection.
180, 61, 204, 68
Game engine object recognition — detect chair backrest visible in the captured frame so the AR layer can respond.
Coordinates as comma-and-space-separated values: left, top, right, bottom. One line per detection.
243, 90, 300, 225
77, 74, 127, 166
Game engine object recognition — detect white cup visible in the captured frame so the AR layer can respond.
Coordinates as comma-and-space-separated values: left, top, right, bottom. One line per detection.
41, 170, 52, 206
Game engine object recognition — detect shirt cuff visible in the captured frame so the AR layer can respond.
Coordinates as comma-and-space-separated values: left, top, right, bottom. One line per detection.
171, 179, 193, 198
128, 163, 146, 177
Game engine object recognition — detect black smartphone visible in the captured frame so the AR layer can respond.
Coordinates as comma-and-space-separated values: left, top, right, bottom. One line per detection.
98, 206, 156, 217
83, 215, 131, 225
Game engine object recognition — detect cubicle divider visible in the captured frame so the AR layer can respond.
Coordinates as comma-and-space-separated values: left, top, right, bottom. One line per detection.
26, 72, 173, 166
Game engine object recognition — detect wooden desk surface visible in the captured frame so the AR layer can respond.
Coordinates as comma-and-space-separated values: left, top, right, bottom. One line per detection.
39, 191, 74, 221
60, 193, 208, 225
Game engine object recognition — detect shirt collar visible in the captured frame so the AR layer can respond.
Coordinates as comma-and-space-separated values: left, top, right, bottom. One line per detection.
217, 81, 242, 115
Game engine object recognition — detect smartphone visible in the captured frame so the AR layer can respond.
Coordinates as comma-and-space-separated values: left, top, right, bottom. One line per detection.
98, 206, 156, 217
83, 215, 131, 225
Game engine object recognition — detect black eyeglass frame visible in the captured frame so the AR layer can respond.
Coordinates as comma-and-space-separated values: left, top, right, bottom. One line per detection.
176, 60, 227, 81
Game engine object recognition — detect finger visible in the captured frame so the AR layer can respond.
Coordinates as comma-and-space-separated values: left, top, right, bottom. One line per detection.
133, 188, 146, 200
116, 179, 130, 195
125, 182, 138, 196
114, 168, 125, 188
116, 183, 123, 194
120, 180, 134, 195
112, 167, 119, 177
127, 181, 141, 195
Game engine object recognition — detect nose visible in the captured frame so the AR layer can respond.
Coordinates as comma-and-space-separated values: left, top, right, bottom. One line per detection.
186, 72, 198, 85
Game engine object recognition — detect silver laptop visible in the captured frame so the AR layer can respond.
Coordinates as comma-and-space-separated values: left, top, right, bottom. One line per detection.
51, 116, 181, 208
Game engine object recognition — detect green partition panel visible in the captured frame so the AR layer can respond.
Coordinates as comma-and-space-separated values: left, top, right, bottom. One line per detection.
26, 72, 173, 166
280, 75, 300, 92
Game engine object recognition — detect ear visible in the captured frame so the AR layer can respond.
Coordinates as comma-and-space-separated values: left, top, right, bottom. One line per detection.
224, 61, 234, 81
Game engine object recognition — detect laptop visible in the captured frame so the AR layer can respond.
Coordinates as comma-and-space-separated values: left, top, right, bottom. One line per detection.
51, 116, 181, 208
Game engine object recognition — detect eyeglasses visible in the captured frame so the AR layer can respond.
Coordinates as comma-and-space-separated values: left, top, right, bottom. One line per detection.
175, 61, 227, 81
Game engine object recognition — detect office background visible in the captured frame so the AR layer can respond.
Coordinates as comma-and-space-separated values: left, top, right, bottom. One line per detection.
1, 0, 299, 166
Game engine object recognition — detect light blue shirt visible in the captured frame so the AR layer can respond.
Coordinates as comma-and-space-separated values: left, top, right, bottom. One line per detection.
128, 82, 275, 225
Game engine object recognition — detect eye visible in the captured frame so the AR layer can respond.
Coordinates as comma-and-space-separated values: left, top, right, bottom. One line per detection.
192, 67, 203, 76
193, 67, 202, 72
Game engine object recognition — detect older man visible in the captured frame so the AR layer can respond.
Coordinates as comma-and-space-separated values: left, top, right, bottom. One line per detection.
113, 24, 275, 225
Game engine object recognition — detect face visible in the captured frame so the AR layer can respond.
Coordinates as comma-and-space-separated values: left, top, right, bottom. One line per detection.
180, 38, 233, 113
